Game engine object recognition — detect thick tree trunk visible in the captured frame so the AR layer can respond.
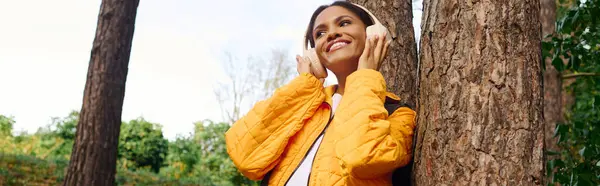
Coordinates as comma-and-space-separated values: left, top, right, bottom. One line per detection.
414, 0, 545, 185
63, 0, 139, 185
348, 0, 419, 107
541, 0, 560, 155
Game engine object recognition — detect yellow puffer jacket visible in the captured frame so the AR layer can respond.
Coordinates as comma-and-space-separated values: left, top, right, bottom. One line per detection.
225, 69, 416, 186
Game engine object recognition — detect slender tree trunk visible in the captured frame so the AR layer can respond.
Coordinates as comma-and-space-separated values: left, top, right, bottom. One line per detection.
541, 0, 560, 155
414, 0, 545, 185
348, 0, 419, 107
63, 0, 139, 185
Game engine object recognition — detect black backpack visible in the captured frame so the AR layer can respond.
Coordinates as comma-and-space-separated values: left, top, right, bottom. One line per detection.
384, 99, 414, 186
260, 100, 414, 186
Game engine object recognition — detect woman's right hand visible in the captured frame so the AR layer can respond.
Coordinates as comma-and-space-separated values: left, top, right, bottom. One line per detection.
296, 55, 325, 84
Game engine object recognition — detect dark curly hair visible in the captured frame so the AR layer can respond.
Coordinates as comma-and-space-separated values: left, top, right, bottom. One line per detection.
305, 1, 375, 48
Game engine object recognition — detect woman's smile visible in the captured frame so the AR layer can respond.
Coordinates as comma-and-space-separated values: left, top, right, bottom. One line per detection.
327, 39, 352, 53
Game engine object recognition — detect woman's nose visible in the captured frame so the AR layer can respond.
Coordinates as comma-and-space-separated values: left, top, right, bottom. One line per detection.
326, 32, 342, 42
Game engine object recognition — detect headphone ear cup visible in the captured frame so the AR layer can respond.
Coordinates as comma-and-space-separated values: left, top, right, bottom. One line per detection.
366, 24, 393, 43
303, 48, 327, 79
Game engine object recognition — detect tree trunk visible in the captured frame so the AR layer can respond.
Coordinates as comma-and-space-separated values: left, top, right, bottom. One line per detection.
414, 0, 545, 185
541, 0, 560, 155
63, 0, 139, 185
348, 0, 419, 107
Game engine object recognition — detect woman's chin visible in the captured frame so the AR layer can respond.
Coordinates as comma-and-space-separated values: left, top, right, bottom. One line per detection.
324, 56, 358, 72
325, 50, 355, 63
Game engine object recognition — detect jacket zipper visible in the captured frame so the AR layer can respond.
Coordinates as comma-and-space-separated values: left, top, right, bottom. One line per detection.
305, 121, 330, 186
283, 103, 333, 186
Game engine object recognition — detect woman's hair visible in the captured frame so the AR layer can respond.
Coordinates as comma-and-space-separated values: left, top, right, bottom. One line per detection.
305, 1, 375, 48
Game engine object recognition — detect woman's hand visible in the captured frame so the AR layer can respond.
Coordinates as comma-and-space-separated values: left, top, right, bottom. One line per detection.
358, 32, 391, 71
296, 55, 325, 84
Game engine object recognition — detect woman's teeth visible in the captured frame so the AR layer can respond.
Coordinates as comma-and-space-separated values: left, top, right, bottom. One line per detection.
330, 42, 348, 52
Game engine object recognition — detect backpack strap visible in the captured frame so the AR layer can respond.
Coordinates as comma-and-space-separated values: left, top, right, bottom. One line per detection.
260, 171, 272, 186
384, 99, 414, 186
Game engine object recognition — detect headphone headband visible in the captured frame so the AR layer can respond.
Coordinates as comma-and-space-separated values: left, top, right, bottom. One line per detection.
350, 3, 384, 28
303, 3, 391, 50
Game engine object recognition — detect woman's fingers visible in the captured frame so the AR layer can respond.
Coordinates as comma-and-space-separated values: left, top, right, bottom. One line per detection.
360, 35, 372, 62
359, 35, 380, 70
382, 39, 391, 62
296, 55, 310, 74
373, 33, 385, 64
296, 55, 301, 74
370, 35, 377, 59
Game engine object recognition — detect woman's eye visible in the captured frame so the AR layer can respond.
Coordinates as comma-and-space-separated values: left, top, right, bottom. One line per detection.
315, 31, 325, 38
340, 21, 351, 27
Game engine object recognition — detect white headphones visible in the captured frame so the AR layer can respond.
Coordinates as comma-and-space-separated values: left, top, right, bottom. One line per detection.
302, 3, 394, 79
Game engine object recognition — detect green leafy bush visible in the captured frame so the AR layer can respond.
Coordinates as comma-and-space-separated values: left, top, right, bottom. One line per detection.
0, 116, 14, 137
544, 0, 600, 185
119, 118, 169, 173
0, 110, 256, 185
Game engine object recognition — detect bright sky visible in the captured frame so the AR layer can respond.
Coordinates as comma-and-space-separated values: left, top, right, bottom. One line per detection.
0, 0, 422, 140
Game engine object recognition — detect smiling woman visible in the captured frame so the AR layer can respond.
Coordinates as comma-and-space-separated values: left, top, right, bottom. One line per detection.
225, 1, 416, 186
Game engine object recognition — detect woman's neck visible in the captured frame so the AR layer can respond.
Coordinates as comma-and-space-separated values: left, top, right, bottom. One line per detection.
330, 61, 358, 96
334, 72, 348, 95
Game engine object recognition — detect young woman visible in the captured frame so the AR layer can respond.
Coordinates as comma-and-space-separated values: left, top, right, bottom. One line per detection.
225, 1, 416, 185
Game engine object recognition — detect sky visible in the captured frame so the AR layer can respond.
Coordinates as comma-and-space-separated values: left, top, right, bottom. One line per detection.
0, 0, 422, 140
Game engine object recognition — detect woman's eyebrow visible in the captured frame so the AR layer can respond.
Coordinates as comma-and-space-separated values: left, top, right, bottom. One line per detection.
313, 15, 354, 32
334, 15, 354, 23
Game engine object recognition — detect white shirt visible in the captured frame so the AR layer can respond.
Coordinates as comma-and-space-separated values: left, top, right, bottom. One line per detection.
286, 93, 343, 186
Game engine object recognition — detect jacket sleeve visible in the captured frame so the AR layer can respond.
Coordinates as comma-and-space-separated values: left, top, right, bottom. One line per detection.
332, 69, 416, 179
225, 73, 325, 180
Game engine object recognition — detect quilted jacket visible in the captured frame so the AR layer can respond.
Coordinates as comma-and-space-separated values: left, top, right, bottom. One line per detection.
225, 69, 416, 186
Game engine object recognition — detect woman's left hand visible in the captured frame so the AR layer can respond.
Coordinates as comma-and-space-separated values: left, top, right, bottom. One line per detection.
357, 32, 391, 71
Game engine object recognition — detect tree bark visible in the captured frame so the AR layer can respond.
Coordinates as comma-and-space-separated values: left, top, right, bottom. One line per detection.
348, 0, 419, 107
414, 0, 545, 185
541, 0, 560, 155
63, 0, 139, 185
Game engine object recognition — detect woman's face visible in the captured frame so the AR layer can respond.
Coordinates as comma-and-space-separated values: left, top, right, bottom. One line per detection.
312, 6, 367, 73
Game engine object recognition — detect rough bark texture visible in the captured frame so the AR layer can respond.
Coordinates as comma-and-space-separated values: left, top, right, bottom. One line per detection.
541, 0, 560, 155
348, 0, 419, 107
63, 0, 139, 185
414, 0, 545, 185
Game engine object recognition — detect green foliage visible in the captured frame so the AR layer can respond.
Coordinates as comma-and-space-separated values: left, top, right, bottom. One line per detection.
544, 0, 600, 185
0, 153, 68, 185
0, 115, 15, 137
119, 118, 169, 173
36, 111, 79, 159
166, 134, 200, 173
51, 111, 78, 141
159, 120, 258, 186
544, 0, 600, 73
0, 152, 207, 186
191, 120, 258, 186
0, 111, 256, 185
116, 166, 209, 186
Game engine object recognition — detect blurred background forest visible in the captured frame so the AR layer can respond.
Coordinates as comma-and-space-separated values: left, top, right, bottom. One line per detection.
0, 0, 598, 185
0, 37, 303, 185
0, 50, 297, 185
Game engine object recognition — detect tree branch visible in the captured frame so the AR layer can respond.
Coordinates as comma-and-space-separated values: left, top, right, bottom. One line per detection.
562, 73, 600, 79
